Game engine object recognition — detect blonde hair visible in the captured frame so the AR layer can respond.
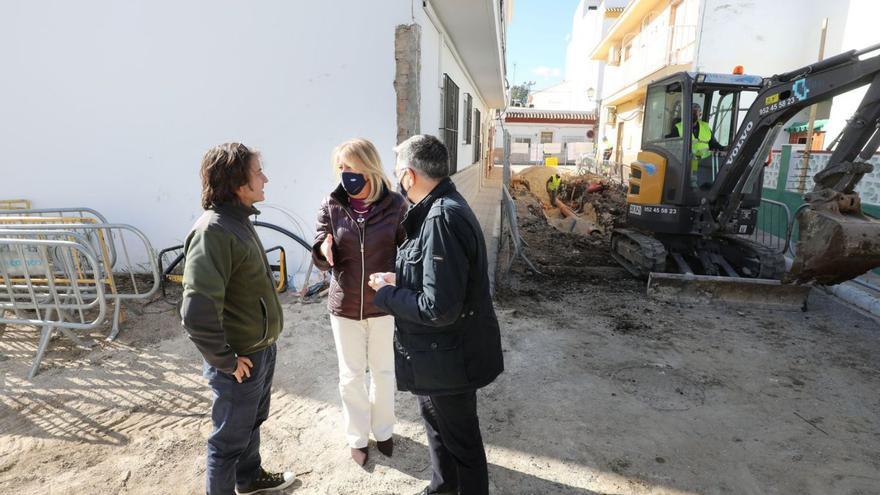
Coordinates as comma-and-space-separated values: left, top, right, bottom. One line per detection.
331, 138, 392, 204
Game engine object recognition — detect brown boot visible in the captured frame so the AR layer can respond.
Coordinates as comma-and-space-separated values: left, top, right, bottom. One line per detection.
376, 437, 393, 457
350, 446, 368, 466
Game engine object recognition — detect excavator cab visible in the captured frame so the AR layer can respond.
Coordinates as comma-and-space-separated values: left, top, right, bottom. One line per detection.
626, 72, 765, 236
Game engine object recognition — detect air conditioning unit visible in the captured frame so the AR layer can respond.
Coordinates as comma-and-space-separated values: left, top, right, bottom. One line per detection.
607, 45, 620, 66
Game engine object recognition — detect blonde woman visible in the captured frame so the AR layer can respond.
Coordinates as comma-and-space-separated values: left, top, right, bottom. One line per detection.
312, 138, 408, 466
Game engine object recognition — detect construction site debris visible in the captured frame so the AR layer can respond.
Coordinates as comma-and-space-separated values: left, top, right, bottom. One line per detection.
510, 166, 627, 239
497, 183, 626, 299
555, 198, 601, 236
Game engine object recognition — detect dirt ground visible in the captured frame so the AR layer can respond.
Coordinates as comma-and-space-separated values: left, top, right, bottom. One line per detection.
2, 186, 880, 494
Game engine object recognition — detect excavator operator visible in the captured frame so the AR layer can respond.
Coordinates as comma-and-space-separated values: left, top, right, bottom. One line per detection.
669, 103, 725, 185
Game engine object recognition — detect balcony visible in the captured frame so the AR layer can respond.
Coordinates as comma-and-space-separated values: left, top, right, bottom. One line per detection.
604, 24, 696, 101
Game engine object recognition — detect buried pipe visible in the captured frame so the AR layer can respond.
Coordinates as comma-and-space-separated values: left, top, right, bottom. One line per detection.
556, 198, 579, 218
556, 198, 602, 236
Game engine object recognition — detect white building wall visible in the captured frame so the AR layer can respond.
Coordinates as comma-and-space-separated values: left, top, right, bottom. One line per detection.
530, 81, 583, 110
696, 0, 847, 78
419, 13, 444, 147
502, 122, 594, 163
505, 123, 593, 141
823, 0, 880, 146
1, 0, 498, 272
561, 0, 603, 111
565, 1, 601, 86
1, 0, 411, 271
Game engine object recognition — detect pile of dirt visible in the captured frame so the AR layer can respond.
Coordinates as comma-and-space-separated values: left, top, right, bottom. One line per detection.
512, 165, 566, 205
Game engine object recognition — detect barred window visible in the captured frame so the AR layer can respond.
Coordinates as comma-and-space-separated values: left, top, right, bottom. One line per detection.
473, 108, 481, 164
441, 74, 459, 174
464, 93, 473, 144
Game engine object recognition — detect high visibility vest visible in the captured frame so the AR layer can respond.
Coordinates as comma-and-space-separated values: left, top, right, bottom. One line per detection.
676, 120, 713, 171
547, 175, 561, 192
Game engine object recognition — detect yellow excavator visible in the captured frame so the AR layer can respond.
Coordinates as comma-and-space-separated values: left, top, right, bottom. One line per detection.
611, 43, 880, 309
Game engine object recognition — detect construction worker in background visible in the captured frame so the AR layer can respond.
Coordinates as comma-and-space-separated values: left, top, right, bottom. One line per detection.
601, 136, 613, 165
546, 173, 561, 207
670, 102, 724, 184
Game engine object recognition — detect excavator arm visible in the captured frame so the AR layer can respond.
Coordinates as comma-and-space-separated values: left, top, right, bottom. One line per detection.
709, 43, 880, 285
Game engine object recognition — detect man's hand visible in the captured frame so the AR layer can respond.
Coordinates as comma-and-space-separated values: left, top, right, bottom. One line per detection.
320, 234, 335, 266
368, 272, 396, 291
231, 356, 253, 383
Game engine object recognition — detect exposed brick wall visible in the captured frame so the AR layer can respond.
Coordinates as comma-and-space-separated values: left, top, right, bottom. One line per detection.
394, 24, 421, 145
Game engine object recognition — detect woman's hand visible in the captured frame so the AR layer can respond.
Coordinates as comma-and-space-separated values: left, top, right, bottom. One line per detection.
320, 234, 334, 266
368, 272, 396, 291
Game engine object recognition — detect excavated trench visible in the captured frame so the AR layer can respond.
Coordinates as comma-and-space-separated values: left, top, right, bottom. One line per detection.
496, 169, 637, 307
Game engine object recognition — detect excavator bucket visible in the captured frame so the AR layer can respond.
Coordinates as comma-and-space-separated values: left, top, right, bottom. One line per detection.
647, 273, 812, 310
787, 208, 880, 286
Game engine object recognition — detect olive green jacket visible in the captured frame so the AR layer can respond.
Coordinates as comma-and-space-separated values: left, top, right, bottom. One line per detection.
180, 203, 283, 373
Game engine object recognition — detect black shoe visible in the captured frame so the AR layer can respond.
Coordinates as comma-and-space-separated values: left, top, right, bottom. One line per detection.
376, 437, 394, 457
236, 467, 296, 494
416, 487, 456, 495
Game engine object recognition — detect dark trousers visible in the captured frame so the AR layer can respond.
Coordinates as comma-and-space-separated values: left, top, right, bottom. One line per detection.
203, 344, 276, 495
417, 391, 489, 495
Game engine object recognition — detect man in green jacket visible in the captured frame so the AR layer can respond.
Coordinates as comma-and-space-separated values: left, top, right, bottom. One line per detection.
181, 142, 295, 495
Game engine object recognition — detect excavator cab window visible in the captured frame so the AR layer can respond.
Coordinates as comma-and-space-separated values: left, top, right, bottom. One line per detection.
643, 81, 684, 164
689, 87, 757, 190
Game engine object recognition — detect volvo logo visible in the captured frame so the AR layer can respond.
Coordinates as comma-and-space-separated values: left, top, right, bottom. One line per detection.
726, 120, 753, 166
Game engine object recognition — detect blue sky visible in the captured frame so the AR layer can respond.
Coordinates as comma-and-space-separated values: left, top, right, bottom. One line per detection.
507, 0, 581, 90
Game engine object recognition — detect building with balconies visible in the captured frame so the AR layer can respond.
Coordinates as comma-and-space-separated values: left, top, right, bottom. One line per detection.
589, 0, 860, 168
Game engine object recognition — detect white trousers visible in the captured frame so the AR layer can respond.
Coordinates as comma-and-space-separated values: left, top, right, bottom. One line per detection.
329, 314, 396, 448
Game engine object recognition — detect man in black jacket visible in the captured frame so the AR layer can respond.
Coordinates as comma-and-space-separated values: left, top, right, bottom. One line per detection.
369, 134, 503, 495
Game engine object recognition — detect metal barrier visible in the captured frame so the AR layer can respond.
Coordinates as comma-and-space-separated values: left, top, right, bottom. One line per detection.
0, 199, 32, 210
738, 198, 792, 255
0, 207, 109, 223
0, 209, 116, 264
499, 187, 540, 276
575, 155, 627, 184
0, 219, 159, 341
0, 235, 108, 378
786, 203, 811, 256
499, 130, 539, 281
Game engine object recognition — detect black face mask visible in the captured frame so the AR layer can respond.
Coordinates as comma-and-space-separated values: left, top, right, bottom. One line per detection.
341, 172, 367, 196
397, 169, 413, 204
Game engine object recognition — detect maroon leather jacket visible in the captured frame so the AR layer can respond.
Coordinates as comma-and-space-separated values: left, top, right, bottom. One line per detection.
312, 184, 408, 320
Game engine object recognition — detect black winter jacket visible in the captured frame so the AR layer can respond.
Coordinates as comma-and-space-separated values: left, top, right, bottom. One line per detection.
374, 178, 503, 395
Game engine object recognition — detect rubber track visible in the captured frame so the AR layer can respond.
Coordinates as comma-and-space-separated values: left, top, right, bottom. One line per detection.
721, 235, 787, 280
611, 229, 667, 279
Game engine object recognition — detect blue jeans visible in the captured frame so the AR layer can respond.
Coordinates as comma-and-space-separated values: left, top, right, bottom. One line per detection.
203, 344, 276, 495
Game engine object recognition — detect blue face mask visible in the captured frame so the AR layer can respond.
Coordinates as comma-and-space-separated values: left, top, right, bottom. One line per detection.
341, 172, 367, 196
